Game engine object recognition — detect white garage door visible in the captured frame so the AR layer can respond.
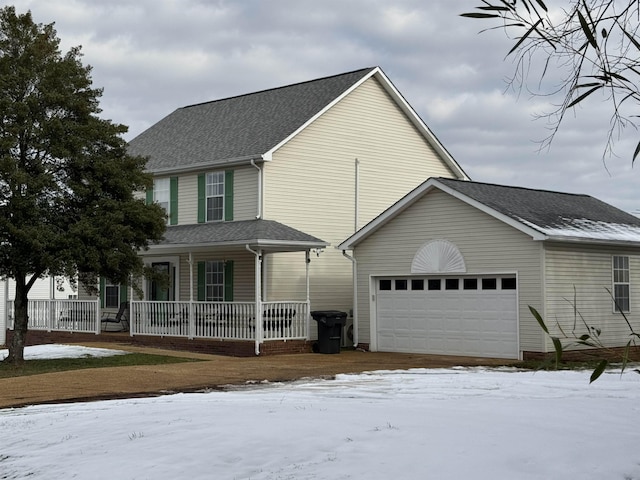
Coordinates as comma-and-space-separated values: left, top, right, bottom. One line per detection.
376, 275, 518, 359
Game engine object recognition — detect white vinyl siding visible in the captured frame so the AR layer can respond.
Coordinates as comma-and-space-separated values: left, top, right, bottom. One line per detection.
263, 76, 462, 313
544, 244, 640, 349
171, 251, 256, 303
353, 189, 542, 353
173, 167, 258, 227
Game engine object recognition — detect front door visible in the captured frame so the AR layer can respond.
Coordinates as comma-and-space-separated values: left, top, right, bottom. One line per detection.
150, 262, 174, 301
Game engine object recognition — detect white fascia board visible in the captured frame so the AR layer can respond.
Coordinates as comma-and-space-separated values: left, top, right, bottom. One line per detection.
146, 155, 268, 176
263, 67, 468, 181
543, 235, 640, 248
263, 68, 380, 161
145, 239, 329, 253
337, 178, 548, 250
372, 69, 469, 181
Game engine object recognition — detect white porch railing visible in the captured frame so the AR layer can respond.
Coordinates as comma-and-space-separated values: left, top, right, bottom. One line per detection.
7, 299, 100, 334
130, 300, 309, 341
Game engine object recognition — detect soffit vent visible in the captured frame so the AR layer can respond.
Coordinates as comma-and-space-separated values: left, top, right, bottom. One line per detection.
411, 239, 466, 274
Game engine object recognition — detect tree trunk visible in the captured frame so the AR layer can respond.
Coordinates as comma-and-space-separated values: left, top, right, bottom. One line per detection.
4, 277, 29, 364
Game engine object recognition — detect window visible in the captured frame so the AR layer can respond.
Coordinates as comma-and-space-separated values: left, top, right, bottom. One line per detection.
205, 261, 224, 301
206, 172, 225, 222
463, 278, 478, 290
445, 278, 459, 290
395, 279, 408, 290
428, 279, 441, 290
104, 281, 120, 309
411, 279, 424, 290
482, 278, 497, 290
379, 279, 392, 291
502, 278, 517, 290
154, 178, 170, 222
613, 256, 630, 312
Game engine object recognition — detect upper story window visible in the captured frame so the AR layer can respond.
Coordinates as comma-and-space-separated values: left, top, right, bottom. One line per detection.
206, 172, 225, 222
154, 178, 170, 222
613, 255, 630, 313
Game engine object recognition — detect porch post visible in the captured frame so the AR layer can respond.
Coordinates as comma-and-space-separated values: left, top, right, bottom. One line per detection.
188, 252, 195, 339
128, 277, 134, 336
305, 250, 311, 339
255, 248, 263, 355
246, 245, 263, 355
1, 278, 7, 345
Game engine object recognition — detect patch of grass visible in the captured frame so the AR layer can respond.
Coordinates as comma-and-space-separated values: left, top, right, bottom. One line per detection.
0, 353, 201, 379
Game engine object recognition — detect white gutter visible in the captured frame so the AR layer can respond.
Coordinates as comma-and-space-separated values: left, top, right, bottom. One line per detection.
245, 244, 263, 355
251, 159, 263, 219
144, 155, 267, 176
342, 250, 358, 348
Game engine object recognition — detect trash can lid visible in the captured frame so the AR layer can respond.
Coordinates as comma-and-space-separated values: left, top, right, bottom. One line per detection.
311, 310, 347, 317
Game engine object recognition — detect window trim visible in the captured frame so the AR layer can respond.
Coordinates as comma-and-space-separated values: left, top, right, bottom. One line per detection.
154, 178, 171, 224
206, 172, 225, 222
612, 255, 630, 313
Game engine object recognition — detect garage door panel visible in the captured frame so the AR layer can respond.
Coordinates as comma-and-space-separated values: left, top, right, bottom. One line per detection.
376, 275, 518, 359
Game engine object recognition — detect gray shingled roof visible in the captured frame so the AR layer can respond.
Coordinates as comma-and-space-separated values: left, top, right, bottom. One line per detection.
128, 68, 376, 172
437, 178, 640, 242
150, 219, 328, 251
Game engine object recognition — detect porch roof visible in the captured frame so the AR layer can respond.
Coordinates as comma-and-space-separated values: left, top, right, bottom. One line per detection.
146, 219, 329, 253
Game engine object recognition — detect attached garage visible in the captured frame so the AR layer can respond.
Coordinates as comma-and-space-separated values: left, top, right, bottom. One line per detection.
375, 274, 518, 358
338, 177, 640, 360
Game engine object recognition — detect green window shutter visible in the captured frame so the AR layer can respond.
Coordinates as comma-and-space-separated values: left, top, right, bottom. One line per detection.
146, 185, 154, 205
169, 176, 178, 225
224, 170, 234, 221
224, 260, 234, 301
99, 277, 106, 308
119, 282, 128, 303
197, 174, 206, 223
197, 261, 205, 301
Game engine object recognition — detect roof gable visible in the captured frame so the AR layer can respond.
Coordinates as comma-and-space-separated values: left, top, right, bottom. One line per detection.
128, 67, 467, 178
338, 178, 640, 249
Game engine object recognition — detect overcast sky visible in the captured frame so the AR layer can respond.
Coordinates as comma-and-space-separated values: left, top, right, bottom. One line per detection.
11, 0, 640, 213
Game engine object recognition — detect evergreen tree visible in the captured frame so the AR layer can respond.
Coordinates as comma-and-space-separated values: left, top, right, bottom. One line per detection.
0, 6, 166, 364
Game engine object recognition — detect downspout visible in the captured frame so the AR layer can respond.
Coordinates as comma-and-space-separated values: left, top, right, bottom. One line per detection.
342, 250, 358, 348
246, 244, 262, 355
354, 158, 360, 232
251, 159, 262, 219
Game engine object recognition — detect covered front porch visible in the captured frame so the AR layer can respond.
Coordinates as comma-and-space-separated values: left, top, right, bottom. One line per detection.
6, 219, 329, 355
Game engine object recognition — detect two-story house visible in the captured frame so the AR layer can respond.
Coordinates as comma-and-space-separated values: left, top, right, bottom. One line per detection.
95, 66, 468, 355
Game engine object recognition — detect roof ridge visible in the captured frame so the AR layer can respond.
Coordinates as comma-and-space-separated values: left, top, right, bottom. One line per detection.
181, 67, 378, 110
437, 177, 591, 199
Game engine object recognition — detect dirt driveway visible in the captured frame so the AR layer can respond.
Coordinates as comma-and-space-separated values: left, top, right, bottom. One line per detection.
0, 342, 517, 409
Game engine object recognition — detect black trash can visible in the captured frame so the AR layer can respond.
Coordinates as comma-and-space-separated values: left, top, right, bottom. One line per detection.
311, 310, 347, 354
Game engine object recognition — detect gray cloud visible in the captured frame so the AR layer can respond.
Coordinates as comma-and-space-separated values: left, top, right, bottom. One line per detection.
11, 0, 640, 212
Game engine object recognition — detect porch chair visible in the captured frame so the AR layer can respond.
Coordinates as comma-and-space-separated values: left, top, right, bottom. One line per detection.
101, 301, 130, 332
263, 308, 296, 337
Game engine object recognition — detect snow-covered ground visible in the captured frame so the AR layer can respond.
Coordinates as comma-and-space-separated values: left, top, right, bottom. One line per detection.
0, 345, 638, 479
